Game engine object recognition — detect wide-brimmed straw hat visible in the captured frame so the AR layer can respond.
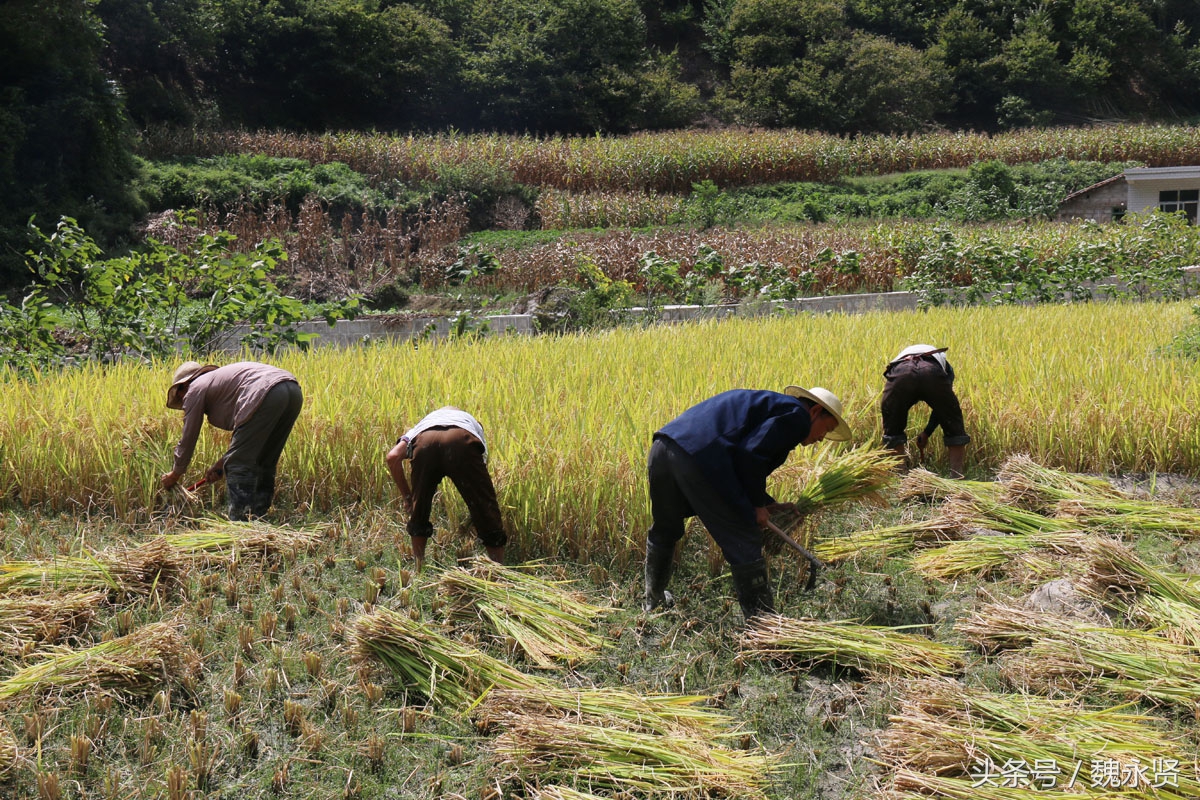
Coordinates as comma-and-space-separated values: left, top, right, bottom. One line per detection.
784, 386, 852, 441
166, 361, 218, 409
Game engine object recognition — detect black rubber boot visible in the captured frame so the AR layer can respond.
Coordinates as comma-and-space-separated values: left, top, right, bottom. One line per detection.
250, 470, 276, 517
642, 541, 676, 612
226, 480, 255, 522
730, 559, 775, 621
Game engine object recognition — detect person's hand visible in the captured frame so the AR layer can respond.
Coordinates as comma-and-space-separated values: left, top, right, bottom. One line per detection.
915, 431, 929, 456
402, 493, 415, 515
766, 502, 799, 515
161, 471, 180, 489
755, 506, 770, 528
204, 461, 225, 484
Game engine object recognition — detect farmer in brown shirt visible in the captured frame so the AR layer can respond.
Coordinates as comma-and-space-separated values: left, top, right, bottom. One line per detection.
162, 361, 304, 520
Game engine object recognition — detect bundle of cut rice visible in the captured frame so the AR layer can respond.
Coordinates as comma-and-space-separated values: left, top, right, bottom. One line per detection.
772, 446, 901, 531
349, 606, 542, 708
937, 494, 1071, 537
0, 722, 13, 778
0, 621, 200, 705
878, 678, 1191, 778
811, 515, 963, 563
163, 519, 325, 562
476, 685, 735, 739
0, 538, 183, 597
999, 625, 1200, 707
740, 614, 965, 678
1055, 496, 1200, 537
489, 710, 775, 799
437, 558, 610, 668
880, 768, 1112, 799
896, 468, 1001, 505
0, 591, 105, 654
997, 454, 1127, 514
912, 530, 1089, 581
954, 603, 1078, 653
1131, 594, 1200, 649
1076, 536, 1200, 609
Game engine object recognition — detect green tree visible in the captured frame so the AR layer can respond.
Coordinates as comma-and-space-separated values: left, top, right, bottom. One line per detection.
460, 0, 650, 132
0, 0, 140, 287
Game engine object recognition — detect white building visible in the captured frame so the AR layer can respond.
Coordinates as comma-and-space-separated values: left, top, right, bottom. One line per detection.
1056, 165, 1200, 224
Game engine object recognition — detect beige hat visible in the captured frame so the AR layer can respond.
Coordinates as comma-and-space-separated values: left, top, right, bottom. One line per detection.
166, 361, 218, 409
784, 386, 852, 442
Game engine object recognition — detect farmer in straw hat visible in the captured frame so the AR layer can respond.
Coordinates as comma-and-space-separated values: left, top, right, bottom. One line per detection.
386, 406, 506, 570
162, 360, 303, 521
643, 386, 851, 620
881, 344, 970, 478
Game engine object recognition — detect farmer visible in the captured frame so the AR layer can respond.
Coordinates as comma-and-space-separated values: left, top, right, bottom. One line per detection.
881, 344, 970, 478
162, 361, 304, 521
643, 386, 851, 620
386, 406, 506, 569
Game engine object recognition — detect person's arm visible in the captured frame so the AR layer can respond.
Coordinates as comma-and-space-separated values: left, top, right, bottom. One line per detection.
385, 438, 414, 513
162, 402, 206, 488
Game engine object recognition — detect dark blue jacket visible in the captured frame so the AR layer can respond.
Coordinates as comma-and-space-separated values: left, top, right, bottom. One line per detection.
655, 389, 813, 523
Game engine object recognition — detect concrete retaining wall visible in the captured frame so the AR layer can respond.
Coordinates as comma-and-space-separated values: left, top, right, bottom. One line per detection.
220, 266, 1200, 352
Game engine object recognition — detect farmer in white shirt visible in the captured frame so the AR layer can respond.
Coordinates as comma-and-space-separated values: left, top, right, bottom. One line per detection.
385, 407, 506, 568
881, 344, 970, 478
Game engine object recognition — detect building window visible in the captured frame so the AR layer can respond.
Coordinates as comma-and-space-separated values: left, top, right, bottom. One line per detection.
1158, 189, 1198, 223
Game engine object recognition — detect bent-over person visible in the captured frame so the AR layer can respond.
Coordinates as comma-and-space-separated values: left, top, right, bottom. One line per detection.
643, 385, 851, 621
881, 344, 970, 478
386, 407, 506, 569
162, 360, 304, 520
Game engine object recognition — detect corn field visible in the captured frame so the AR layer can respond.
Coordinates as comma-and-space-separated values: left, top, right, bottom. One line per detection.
141, 124, 1200, 193
2, 300, 1199, 562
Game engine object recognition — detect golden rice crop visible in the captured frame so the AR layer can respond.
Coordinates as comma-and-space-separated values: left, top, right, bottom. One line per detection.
437, 557, 611, 668
740, 614, 966, 678
776, 445, 900, 519
0, 621, 200, 705
5, 301, 1200, 563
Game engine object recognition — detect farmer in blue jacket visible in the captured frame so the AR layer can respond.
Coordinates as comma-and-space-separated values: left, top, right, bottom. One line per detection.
643, 386, 851, 620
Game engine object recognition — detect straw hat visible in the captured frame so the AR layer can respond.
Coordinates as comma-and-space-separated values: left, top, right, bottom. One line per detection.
784, 386, 852, 442
166, 361, 218, 409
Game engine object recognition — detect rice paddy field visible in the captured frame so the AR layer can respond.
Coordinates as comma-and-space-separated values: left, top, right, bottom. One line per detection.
2, 299, 1200, 798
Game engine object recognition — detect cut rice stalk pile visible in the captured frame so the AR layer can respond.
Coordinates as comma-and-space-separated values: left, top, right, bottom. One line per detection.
0, 621, 200, 705
955, 603, 1090, 653
896, 468, 1001, 504
477, 685, 737, 739
162, 519, 325, 562
770, 446, 900, 532
912, 530, 1090, 581
1076, 536, 1200, 609
998, 626, 1200, 706
489, 710, 775, 799
739, 614, 965, 678
437, 557, 611, 668
876, 678, 1198, 798
811, 516, 963, 563
0, 722, 14, 778
938, 494, 1072, 536
1131, 594, 1200, 649
0, 591, 105, 655
349, 605, 542, 709
880, 768, 1110, 799
1055, 496, 1200, 537
525, 787, 610, 800
0, 538, 183, 597
997, 454, 1128, 514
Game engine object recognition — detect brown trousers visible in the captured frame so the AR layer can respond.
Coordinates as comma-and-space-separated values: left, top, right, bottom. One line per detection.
407, 426, 506, 547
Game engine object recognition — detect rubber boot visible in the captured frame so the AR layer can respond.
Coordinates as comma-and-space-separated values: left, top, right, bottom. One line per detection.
642, 541, 676, 612
730, 559, 775, 621
948, 445, 966, 479
226, 480, 255, 522
249, 470, 276, 517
